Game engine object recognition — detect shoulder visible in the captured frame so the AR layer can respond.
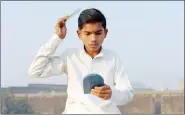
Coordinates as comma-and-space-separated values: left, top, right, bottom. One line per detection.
102, 48, 123, 64
102, 48, 119, 59
60, 48, 83, 58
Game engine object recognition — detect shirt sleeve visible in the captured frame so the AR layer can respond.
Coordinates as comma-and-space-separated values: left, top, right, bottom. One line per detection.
109, 55, 134, 106
28, 34, 68, 78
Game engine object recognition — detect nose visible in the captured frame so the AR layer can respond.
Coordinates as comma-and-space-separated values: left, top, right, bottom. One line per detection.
90, 35, 97, 42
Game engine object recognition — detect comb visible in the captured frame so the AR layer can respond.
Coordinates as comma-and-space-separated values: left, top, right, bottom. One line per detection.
67, 8, 82, 20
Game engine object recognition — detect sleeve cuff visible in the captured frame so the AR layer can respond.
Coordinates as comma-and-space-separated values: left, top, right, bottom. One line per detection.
50, 34, 63, 45
109, 86, 134, 105
45, 34, 63, 50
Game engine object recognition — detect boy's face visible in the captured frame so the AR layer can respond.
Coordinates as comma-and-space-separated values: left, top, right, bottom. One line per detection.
77, 22, 108, 52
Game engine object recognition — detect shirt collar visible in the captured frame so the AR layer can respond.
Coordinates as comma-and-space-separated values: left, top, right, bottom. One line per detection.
80, 45, 104, 58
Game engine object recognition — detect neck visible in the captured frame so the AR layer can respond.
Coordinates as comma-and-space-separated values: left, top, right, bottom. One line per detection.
84, 46, 102, 58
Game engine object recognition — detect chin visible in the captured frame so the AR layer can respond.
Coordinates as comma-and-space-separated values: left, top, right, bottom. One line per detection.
90, 47, 100, 52
91, 49, 99, 52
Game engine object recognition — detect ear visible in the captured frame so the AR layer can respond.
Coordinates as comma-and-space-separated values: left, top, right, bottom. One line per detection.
104, 28, 108, 38
77, 29, 82, 40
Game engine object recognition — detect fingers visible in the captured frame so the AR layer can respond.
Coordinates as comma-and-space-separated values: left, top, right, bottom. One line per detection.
62, 16, 68, 22
56, 16, 68, 27
94, 85, 110, 90
91, 92, 111, 100
90, 85, 112, 100
91, 91, 110, 99
55, 16, 68, 39
91, 88, 111, 94
59, 16, 68, 23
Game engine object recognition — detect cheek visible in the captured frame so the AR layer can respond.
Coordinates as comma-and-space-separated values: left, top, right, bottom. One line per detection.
100, 33, 106, 38
80, 36, 89, 43
98, 35, 105, 42
79, 35, 86, 40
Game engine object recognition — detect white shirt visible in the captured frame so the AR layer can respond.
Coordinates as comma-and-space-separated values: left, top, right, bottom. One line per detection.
28, 34, 134, 114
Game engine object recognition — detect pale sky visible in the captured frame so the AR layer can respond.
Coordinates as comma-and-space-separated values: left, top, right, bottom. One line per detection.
1, 1, 184, 90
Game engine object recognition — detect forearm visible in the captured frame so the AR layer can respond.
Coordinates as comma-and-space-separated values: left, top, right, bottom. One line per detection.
110, 86, 134, 105
28, 34, 63, 78
109, 55, 134, 106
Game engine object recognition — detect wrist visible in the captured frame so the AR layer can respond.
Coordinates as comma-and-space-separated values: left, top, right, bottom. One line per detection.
49, 34, 63, 47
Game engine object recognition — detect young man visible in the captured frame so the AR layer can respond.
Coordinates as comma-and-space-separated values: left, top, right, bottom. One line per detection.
29, 8, 134, 114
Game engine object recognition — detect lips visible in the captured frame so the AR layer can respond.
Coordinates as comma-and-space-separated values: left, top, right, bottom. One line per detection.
89, 44, 98, 48
89, 44, 98, 46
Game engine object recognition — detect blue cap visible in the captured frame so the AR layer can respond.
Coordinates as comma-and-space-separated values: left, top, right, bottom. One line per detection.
83, 73, 105, 94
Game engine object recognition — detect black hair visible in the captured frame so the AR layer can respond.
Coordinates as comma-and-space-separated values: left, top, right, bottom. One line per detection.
78, 8, 106, 30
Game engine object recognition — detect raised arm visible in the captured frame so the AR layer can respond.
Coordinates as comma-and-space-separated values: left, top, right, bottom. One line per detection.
28, 16, 69, 78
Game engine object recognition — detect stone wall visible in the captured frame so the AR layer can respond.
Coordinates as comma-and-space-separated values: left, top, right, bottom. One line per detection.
161, 93, 184, 114
12, 91, 184, 114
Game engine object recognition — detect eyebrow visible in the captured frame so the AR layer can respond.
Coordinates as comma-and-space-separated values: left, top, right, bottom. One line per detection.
84, 30, 103, 33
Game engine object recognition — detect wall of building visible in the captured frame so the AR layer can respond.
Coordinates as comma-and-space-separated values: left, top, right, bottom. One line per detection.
12, 91, 184, 114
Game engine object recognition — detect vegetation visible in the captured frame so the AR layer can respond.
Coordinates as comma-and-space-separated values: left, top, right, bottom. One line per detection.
1, 89, 34, 114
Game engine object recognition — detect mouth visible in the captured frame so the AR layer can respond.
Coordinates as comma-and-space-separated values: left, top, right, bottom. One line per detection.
89, 44, 98, 47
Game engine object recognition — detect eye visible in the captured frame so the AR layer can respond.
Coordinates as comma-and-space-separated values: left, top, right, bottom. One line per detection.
85, 33, 90, 36
95, 33, 102, 35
